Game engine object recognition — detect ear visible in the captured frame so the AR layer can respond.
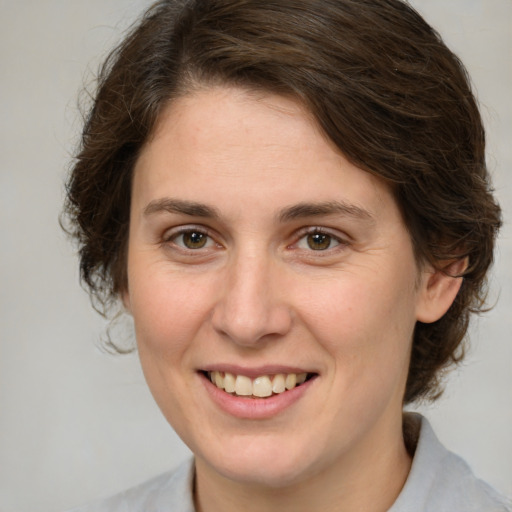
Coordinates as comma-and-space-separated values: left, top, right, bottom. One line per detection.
416, 258, 467, 323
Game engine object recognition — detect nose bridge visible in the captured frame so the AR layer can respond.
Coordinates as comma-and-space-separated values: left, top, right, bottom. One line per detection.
211, 243, 292, 345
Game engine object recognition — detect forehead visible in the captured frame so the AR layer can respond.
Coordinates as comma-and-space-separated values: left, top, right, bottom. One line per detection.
148, 87, 327, 166
133, 86, 399, 226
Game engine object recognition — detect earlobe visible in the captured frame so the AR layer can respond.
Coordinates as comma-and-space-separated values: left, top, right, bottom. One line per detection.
416, 258, 467, 324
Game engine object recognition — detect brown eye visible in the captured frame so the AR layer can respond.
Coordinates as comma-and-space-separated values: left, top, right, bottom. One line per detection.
179, 231, 209, 249
306, 232, 334, 250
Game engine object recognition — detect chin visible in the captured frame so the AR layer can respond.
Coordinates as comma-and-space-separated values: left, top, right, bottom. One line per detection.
216, 459, 313, 488
198, 437, 324, 488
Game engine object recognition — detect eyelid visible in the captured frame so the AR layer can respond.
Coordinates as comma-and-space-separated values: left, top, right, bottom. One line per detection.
162, 224, 221, 249
290, 226, 350, 250
163, 224, 209, 240
160, 224, 349, 252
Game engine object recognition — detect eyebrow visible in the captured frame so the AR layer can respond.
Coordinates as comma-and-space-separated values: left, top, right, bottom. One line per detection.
277, 201, 374, 224
143, 197, 374, 224
143, 198, 220, 218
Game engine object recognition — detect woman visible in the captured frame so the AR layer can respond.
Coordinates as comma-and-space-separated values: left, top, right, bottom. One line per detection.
64, 0, 510, 510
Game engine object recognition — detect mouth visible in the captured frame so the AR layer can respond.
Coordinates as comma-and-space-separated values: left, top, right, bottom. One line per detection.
202, 370, 316, 399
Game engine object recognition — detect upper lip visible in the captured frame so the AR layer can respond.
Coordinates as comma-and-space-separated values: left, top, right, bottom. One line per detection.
200, 364, 316, 379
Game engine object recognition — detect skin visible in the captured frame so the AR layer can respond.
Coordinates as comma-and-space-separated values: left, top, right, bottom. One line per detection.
124, 87, 462, 512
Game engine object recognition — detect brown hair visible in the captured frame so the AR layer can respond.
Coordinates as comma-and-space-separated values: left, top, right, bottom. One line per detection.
63, 0, 501, 403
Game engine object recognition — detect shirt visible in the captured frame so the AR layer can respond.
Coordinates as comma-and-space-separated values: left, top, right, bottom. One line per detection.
68, 415, 511, 511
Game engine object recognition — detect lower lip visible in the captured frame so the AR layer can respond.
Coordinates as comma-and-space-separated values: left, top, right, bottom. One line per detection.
200, 373, 316, 419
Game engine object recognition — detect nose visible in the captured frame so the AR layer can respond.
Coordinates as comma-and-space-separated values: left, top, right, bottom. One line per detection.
211, 250, 293, 346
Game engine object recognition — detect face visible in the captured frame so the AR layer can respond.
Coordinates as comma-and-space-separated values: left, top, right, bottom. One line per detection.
125, 87, 445, 488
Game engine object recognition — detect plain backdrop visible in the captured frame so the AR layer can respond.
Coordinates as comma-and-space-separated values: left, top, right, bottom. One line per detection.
0, 1, 510, 511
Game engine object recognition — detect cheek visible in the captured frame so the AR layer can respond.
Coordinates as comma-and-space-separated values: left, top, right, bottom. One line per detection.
128, 267, 212, 359
299, 269, 417, 384
127, 270, 215, 429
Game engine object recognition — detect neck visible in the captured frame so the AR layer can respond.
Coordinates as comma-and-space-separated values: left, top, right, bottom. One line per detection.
193, 416, 412, 512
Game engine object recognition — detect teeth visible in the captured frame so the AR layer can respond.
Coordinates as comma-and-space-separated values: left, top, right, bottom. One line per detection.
214, 372, 224, 389
285, 373, 296, 390
224, 372, 236, 393
253, 376, 273, 397
235, 375, 253, 396
272, 374, 286, 393
208, 371, 310, 398
296, 373, 307, 384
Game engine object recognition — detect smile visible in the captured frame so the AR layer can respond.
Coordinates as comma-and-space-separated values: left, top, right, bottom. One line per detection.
206, 371, 312, 398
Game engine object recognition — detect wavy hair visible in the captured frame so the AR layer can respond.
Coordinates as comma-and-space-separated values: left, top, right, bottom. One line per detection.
63, 0, 501, 403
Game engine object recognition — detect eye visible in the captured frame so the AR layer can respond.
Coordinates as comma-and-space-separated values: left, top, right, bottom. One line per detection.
296, 230, 342, 251
167, 229, 215, 250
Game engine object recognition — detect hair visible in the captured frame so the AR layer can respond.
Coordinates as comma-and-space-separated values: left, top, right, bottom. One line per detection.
63, 0, 501, 403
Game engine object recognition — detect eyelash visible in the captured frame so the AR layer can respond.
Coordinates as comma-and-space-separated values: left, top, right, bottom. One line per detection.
163, 226, 218, 252
292, 227, 348, 253
162, 225, 348, 255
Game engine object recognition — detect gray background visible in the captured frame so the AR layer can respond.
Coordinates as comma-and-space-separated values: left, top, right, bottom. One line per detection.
0, 1, 510, 511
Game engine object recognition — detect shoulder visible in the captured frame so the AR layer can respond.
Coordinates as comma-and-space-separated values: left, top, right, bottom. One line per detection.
427, 446, 511, 511
390, 414, 511, 512
66, 458, 195, 512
